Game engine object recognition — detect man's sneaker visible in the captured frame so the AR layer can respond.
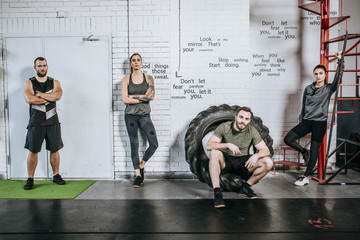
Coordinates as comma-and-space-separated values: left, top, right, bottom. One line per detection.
239, 183, 258, 199
24, 178, 34, 190
213, 188, 225, 208
302, 149, 310, 165
294, 175, 309, 186
140, 168, 144, 185
133, 176, 142, 188
53, 174, 66, 185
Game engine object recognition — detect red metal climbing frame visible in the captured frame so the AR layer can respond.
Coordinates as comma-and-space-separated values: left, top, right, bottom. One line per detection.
298, 0, 360, 182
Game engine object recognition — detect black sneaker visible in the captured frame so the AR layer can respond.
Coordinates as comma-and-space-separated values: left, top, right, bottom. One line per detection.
302, 149, 310, 165
140, 168, 144, 185
213, 188, 225, 208
239, 183, 257, 199
53, 174, 66, 185
24, 178, 34, 190
133, 176, 142, 188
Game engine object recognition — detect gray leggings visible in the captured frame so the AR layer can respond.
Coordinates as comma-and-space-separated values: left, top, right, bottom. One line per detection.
125, 114, 158, 169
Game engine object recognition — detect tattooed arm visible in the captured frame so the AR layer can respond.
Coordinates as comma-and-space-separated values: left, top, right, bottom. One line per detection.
131, 75, 155, 102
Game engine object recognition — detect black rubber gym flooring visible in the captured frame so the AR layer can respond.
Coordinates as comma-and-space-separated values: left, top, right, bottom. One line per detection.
1, 198, 359, 240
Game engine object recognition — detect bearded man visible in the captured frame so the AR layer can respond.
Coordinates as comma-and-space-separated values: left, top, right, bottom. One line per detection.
206, 106, 273, 208
23, 57, 65, 190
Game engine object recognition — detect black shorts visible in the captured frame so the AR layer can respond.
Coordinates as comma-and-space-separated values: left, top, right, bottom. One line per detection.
25, 124, 64, 153
221, 152, 252, 181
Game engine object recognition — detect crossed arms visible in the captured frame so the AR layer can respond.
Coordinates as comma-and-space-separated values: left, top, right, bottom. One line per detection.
121, 75, 155, 104
23, 79, 62, 105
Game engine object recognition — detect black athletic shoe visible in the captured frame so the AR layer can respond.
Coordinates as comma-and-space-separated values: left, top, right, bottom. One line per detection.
239, 183, 257, 199
140, 168, 144, 185
214, 188, 225, 208
133, 176, 142, 188
302, 149, 310, 165
24, 178, 34, 190
53, 174, 66, 185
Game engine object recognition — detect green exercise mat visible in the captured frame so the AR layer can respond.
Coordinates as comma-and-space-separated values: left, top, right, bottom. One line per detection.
0, 180, 96, 199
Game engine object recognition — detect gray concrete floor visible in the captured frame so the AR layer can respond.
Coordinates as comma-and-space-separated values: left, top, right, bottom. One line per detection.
77, 169, 360, 199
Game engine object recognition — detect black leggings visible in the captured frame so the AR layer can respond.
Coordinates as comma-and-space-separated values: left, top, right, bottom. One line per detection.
284, 120, 327, 177
125, 114, 158, 170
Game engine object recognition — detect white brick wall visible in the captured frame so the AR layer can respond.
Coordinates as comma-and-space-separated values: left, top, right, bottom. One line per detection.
168, 0, 250, 171
112, 0, 171, 176
0, 0, 353, 179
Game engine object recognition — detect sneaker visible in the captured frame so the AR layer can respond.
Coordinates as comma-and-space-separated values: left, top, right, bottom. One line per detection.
213, 188, 225, 208
133, 175, 142, 188
140, 168, 145, 185
302, 149, 310, 165
294, 175, 309, 186
24, 178, 34, 190
53, 174, 66, 185
239, 183, 258, 199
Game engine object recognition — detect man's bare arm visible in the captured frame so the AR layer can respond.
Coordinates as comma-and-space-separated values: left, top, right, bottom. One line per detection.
253, 140, 270, 159
244, 140, 270, 169
206, 135, 241, 155
23, 80, 47, 105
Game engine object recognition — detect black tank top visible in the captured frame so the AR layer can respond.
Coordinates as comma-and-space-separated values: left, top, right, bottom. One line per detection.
28, 77, 60, 127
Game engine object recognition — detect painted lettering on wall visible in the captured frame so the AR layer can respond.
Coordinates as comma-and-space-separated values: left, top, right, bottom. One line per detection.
142, 63, 169, 80
174, 35, 249, 100
301, 11, 337, 26
171, 78, 211, 100
252, 53, 286, 77
183, 36, 224, 53
259, 20, 297, 40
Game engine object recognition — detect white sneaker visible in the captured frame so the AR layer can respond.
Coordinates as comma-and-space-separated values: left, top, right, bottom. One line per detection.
294, 175, 309, 186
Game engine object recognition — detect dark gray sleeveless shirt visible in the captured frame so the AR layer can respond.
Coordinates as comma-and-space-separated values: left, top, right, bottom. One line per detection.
125, 73, 151, 115
28, 76, 60, 127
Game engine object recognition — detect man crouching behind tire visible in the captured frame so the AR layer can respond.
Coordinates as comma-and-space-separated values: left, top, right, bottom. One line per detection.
206, 106, 273, 208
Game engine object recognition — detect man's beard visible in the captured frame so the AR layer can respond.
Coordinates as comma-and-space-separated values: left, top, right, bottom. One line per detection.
236, 121, 247, 131
37, 71, 47, 77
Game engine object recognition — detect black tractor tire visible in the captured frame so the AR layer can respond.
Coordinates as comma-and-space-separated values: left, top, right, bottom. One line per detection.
185, 104, 273, 192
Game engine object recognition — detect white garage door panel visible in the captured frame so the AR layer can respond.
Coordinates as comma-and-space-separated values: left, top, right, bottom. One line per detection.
44, 37, 113, 178
5, 35, 113, 179
6, 37, 48, 178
